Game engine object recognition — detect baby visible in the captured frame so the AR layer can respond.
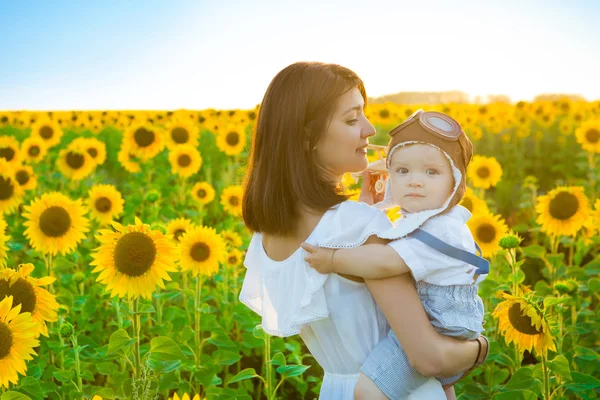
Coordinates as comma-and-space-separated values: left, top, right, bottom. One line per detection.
302, 109, 489, 399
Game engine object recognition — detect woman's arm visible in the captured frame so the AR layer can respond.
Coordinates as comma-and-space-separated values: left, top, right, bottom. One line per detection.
364, 236, 481, 378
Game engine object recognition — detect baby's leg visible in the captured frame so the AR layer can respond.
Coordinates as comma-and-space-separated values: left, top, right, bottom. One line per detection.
354, 373, 389, 400
444, 385, 457, 400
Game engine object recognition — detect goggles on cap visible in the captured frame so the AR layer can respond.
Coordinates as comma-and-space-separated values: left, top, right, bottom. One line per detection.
391, 109, 464, 141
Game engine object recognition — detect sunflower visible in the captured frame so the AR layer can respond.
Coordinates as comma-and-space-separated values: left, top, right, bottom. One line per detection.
0, 296, 40, 388
0, 136, 22, 168
216, 126, 246, 156
493, 293, 556, 355
221, 229, 242, 248
56, 145, 96, 181
0, 218, 9, 269
386, 206, 402, 223
165, 119, 199, 149
72, 137, 107, 166
467, 155, 503, 189
85, 184, 125, 225
467, 126, 483, 141
20, 136, 48, 164
191, 182, 215, 205
178, 226, 226, 277
165, 218, 195, 243
225, 248, 243, 268
220, 185, 243, 217
558, 118, 575, 136
0, 263, 60, 337
0, 160, 24, 215
535, 186, 589, 237
30, 118, 63, 149
467, 212, 508, 257
90, 217, 178, 299
169, 393, 201, 400
123, 123, 166, 161
13, 164, 37, 192
23, 192, 90, 256
117, 143, 142, 173
575, 120, 600, 153
168, 145, 202, 178
460, 187, 489, 216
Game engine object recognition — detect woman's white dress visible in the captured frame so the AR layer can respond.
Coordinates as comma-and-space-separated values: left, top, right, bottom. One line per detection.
240, 200, 445, 399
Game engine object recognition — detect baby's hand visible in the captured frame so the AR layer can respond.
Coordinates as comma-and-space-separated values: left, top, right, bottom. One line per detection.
301, 243, 337, 274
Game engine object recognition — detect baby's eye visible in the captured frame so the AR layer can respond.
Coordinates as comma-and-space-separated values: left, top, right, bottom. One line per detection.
396, 167, 408, 174
426, 169, 439, 175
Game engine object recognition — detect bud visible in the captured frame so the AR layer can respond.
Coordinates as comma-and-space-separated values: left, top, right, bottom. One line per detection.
59, 322, 74, 339
144, 189, 160, 203
554, 279, 578, 295
499, 234, 522, 250
58, 305, 70, 318
73, 272, 85, 283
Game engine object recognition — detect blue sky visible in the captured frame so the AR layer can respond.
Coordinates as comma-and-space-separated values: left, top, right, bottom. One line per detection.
1, 0, 599, 110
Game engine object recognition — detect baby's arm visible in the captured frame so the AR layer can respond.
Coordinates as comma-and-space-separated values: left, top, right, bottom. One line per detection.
301, 242, 411, 279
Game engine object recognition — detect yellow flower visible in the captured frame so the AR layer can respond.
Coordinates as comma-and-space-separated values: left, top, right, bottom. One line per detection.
535, 186, 589, 237
30, 118, 63, 149
467, 212, 508, 257
178, 226, 226, 277
386, 206, 402, 222
575, 120, 600, 153
169, 145, 203, 178
169, 393, 201, 400
460, 187, 490, 216
56, 145, 96, 181
220, 185, 243, 217
166, 218, 195, 243
467, 126, 483, 141
72, 137, 107, 166
117, 143, 142, 173
165, 119, 199, 149
90, 217, 178, 299
558, 118, 575, 136
23, 192, 90, 256
0, 218, 9, 269
0, 136, 22, 168
85, 184, 125, 226
216, 125, 246, 156
191, 182, 215, 205
222, 229, 242, 248
0, 296, 40, 388
20, 136, 48, 164
225, 248, 243, 267
13, 164, 37, 192
493, 293, 556, 356
0, 160, 24, 215
467, 155, 503, 189
0, 263, 60, 337
123, 123, 166, 161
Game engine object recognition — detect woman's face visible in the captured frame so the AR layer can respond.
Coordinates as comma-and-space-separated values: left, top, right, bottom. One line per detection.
314, 87, 376, 181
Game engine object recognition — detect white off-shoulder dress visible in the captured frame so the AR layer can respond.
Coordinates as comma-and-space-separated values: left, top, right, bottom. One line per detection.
239, 200, 445, 399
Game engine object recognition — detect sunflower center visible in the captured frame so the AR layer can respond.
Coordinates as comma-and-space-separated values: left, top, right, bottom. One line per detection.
95, 197, 112, 213
0, 322, 12, 360
476, 167, 490, 179
40, 125, 54, 139
0, 147, 15, 162
228, 256, 238, 264
87, 148, 98, 158
171, 127, 189, 144
16, 170, 30, 185
229, 196, 240, 206
508, 303, 542, 335
197, 189, 206, 199
0, 278, 37, 314
134, 128, 155, 148
548, 192, 579, 220
585, 128, 600, 144
190, 242, 210, 262
114, 232, 156, 277
462, 197, 473, 212
379, 109, 390, 119
173, 229, 186, 241
39, 206, 72, 237
178, 154, 191, 167
226, 132, 240, 146
28, 145, 40, 157
0, 176, 14, 200
476, 223, 496, 243
66, 152, 85, 169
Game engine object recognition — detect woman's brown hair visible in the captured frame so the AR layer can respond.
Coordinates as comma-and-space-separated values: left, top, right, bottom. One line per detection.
242, 61, 367, 235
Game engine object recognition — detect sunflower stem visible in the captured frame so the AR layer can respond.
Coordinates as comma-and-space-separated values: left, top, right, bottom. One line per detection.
47, 253, 54, 294
194, 275, 203, 391
130, 297, 142, 380
541, 352, 551, 400
114, 298, 127, 373
588, 152, 596, 199
71, 333, 83, 393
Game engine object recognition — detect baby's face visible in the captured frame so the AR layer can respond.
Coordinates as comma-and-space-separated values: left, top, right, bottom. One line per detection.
388, 143, 454, 213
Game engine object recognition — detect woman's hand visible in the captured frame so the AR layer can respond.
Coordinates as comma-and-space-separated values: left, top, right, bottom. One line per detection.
301, 243, 337, 274
358, 171, 387, 205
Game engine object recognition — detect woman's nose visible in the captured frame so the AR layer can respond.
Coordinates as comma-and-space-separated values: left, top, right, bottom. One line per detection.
361, 118, 376, 138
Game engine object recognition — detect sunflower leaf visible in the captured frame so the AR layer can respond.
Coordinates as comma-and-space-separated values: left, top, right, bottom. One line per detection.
1, 392, 32, 400
106, 329, 136, 356
276, 364, 310, 378
543, 296, 570, 308
565, 372, 600, 392
547, 354, 571, 380
520, 245, 546, 259
150, 336, 187, 361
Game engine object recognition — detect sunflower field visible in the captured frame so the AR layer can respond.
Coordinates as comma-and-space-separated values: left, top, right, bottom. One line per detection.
0, 100, 599, 400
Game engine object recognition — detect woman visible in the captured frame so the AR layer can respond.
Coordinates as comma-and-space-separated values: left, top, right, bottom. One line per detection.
239, 61, 487, 399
